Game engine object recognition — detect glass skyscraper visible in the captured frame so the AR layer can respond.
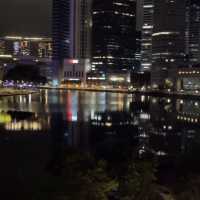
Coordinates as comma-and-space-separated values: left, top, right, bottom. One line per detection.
52, 0, 71, 61
92, 0, 136, 73
151, 0, 186, 89
141, 0, 154, 71
52, 0, 92, 83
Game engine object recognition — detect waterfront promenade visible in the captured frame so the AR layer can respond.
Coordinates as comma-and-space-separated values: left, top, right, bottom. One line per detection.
0, 88, 37, 97
1, 84, 199, 100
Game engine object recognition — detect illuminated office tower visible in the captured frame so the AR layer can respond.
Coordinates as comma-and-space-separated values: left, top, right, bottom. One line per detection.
92, 0, 136, 73
151, 0, 186, 89
141, 0, 154, 71
185, 0, 200, 65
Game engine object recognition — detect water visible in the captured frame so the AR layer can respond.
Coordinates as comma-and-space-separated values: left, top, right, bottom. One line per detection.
1, 89, 200, 197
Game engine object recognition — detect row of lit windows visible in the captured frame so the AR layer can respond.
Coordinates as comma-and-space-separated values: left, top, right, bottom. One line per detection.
93, 11, 135, 17
93, 56, 134, 60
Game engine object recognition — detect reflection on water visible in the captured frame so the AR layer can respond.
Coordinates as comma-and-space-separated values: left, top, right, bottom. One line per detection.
0, 111, 50, 132
0, 90, 200, 146
1, 89, 200, 191
0, 90, 200, 152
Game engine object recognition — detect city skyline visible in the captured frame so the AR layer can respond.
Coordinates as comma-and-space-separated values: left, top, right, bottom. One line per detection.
1, 1, 200, 199
0, 0, 200, 91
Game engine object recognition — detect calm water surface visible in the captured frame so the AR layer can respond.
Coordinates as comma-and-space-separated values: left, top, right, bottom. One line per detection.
1, 89, 200, 196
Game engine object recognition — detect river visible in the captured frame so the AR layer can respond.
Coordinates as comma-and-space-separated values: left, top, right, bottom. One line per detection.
0, 89, 200, 198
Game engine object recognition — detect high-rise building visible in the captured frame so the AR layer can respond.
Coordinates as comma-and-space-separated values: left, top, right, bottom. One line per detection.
185, 0, 200, 65
52, 0, 71, 83
92, 0, 136, 73
75, 0, 92, 59
151, 0, 186, 89
52, 0, 92, 84
52, 0, 71, 61
132, 30, 142, 72
141, 0, 154, 71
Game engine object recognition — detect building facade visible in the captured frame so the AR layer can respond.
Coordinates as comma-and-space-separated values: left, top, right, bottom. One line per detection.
151, 0, 186, 89
134, 31, 142, 71
0, 36, 52, 59
141, 0, 154, 71
185, 0, 200, 65
52, 0, 71, 61
52, 0, 92, 84
92, 0, 136, 73
75, 0, 92, 59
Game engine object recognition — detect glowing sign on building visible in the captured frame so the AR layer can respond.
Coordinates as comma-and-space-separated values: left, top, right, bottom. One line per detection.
70, 59, 79, 64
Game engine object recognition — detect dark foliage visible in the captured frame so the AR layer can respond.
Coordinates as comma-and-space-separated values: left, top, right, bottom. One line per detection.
4, 64, 47, 83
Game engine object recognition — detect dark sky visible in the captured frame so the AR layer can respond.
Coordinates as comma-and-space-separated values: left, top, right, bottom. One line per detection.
0, 0, 52, 37
0, 0, 142, 37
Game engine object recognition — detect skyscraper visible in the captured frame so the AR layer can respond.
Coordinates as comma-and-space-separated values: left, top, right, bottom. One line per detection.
141, 0, 154, 71
185, 0, 200, 65
92, 0, 136, 73
52, 0, 92, 84
52, 0, 71, 83
151, 0, 186, 89
52, 0, 71, 61
77, 0, 92, 59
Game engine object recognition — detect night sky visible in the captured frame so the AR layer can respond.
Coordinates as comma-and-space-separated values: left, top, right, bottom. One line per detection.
0, 0, 52, 37
0, 0, 142, 37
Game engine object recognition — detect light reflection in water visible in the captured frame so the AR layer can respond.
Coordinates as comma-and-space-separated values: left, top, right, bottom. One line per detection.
0, 90, 200, 192
0, 91, 199, 142
66, 91, 78, 122
5, 120, 43, 131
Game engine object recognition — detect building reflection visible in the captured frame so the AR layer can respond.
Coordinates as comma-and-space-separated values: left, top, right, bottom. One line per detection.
0, 90, 200, 169
0, 111, 50, 133
5, 121, 42, 131
89, 95, 200, 165
135, 97, 200, 160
